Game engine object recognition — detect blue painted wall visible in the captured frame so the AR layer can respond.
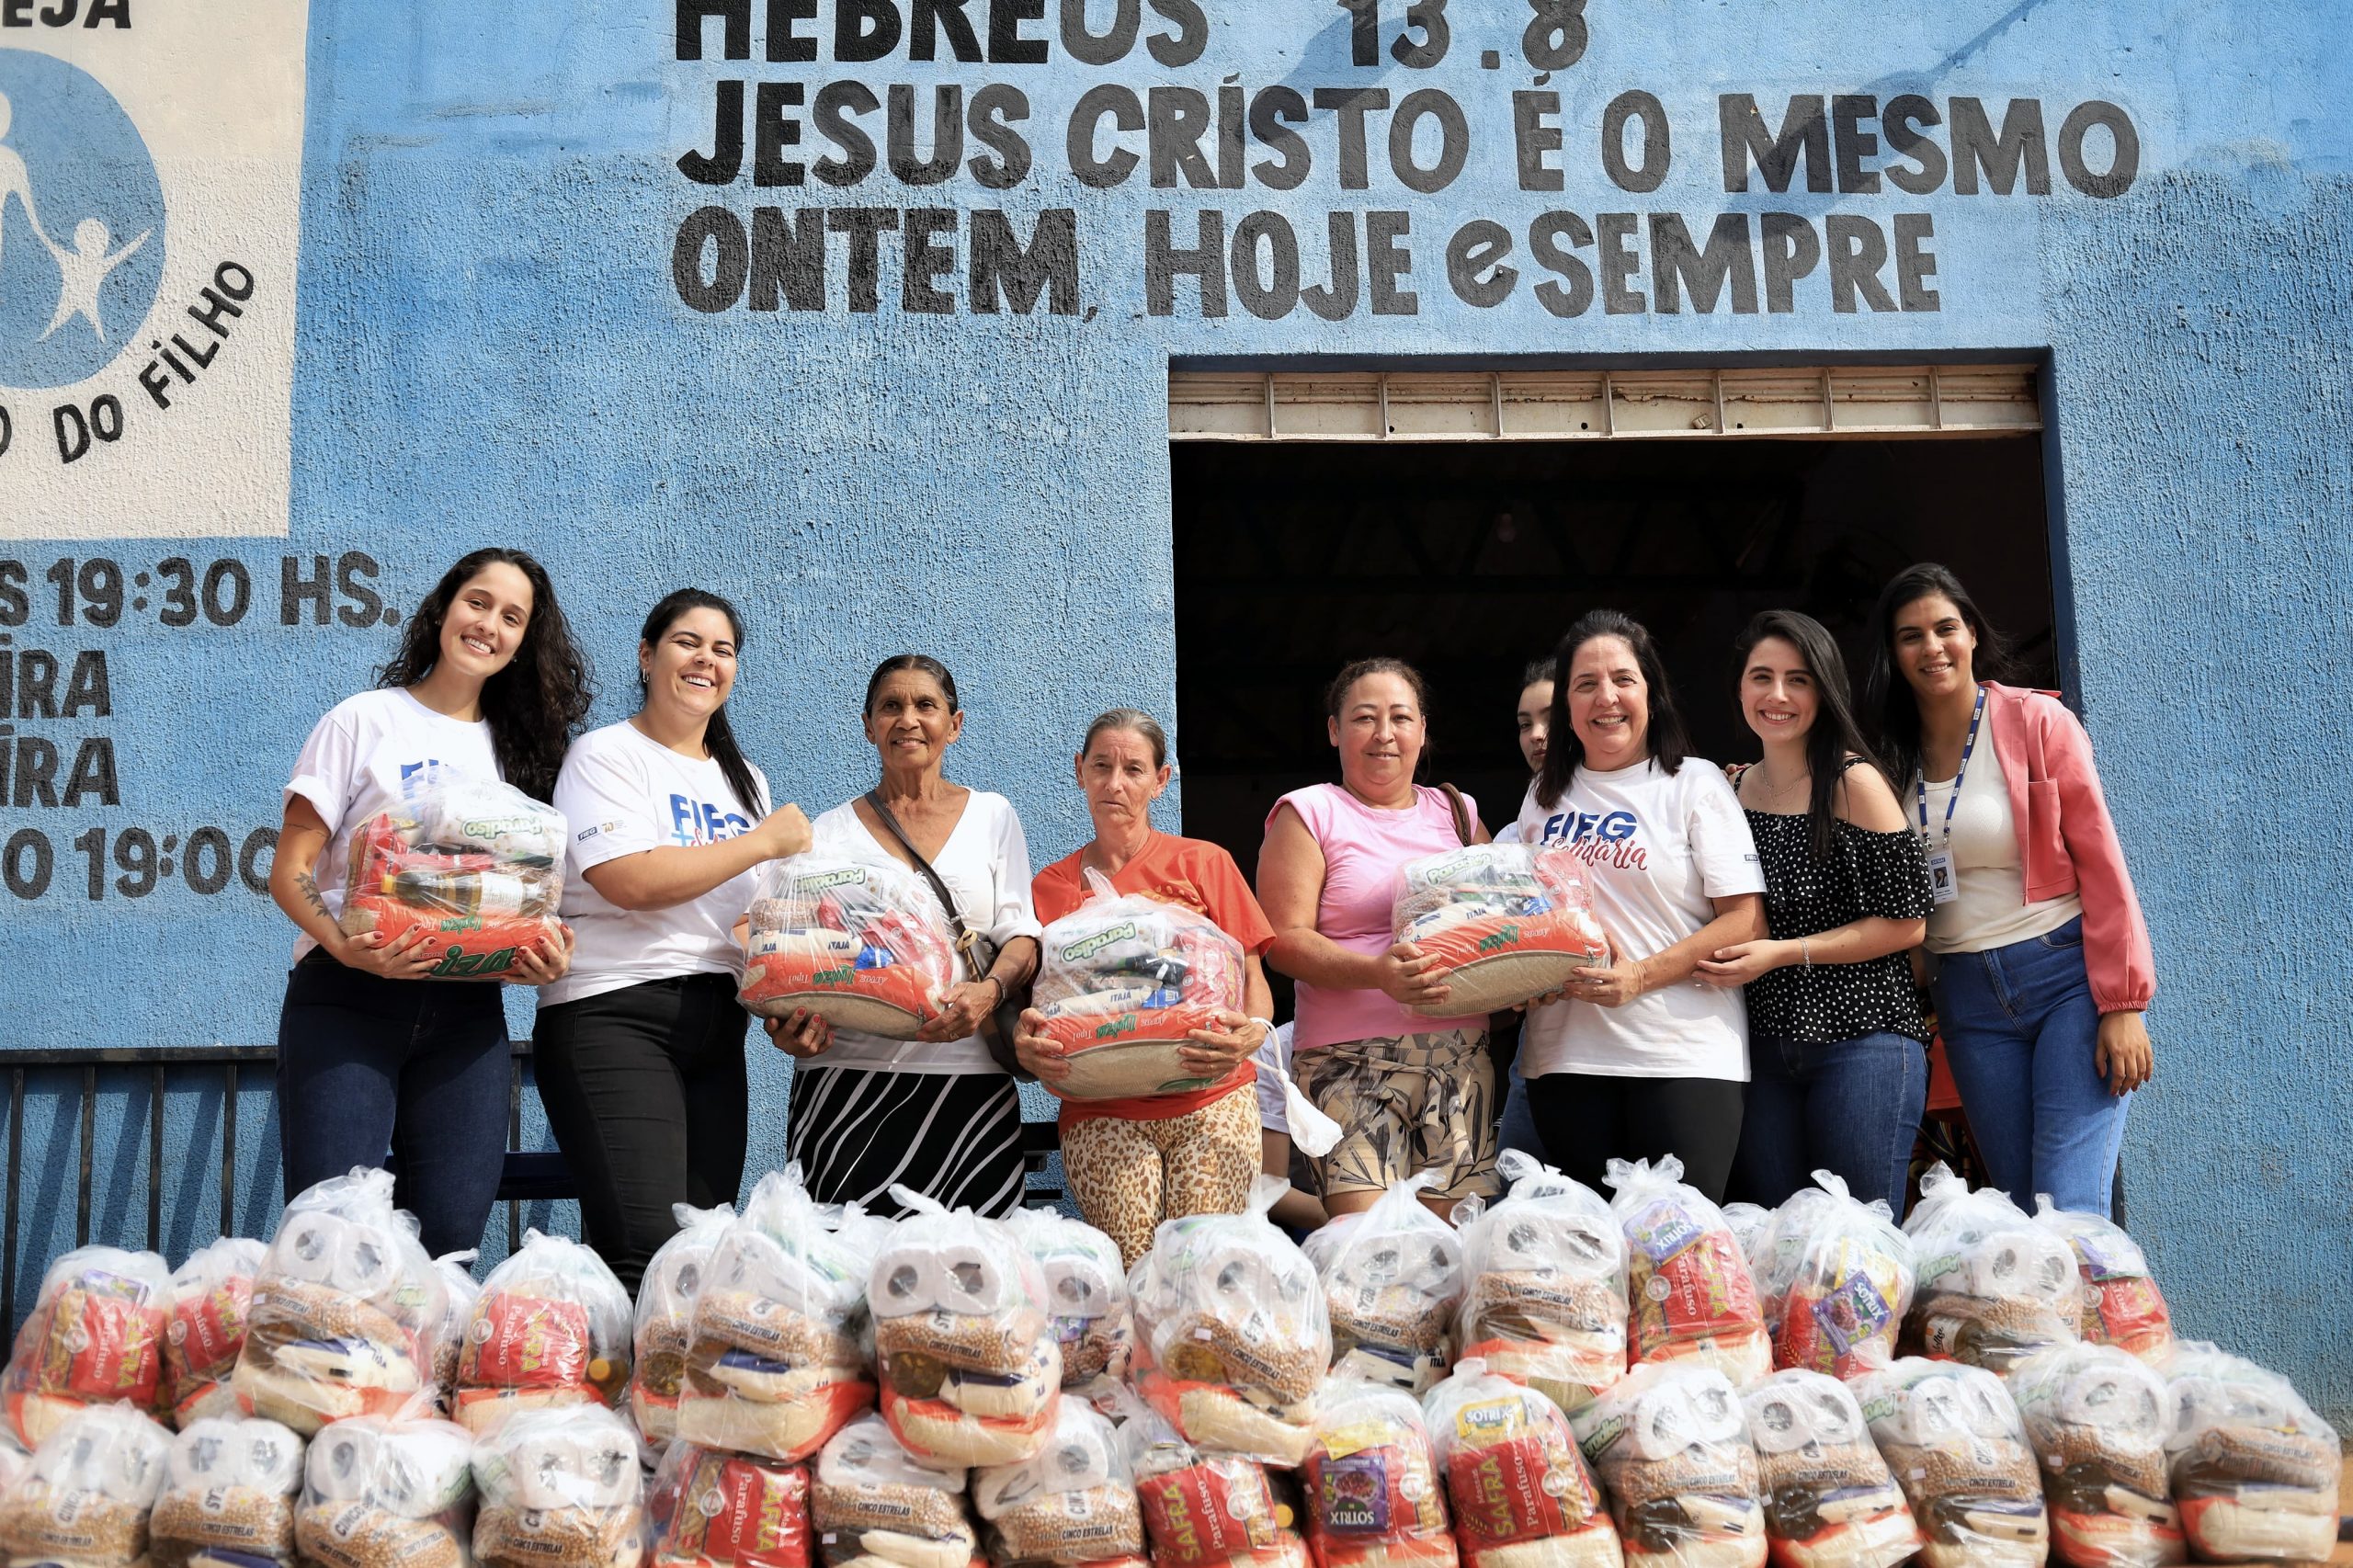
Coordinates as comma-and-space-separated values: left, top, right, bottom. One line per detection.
1, 0, 2347, 1424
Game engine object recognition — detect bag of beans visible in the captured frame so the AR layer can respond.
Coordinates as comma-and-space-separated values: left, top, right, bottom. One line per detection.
151, 1415, 305, 1568
0, 1403, 174, 1568
1851, 1358, 2045, 1568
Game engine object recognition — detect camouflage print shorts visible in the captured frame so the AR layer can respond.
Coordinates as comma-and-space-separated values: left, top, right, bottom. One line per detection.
1291, 1028, 1498, 1204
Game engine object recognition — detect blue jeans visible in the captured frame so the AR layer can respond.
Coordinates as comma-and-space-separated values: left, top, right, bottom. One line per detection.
1730, 1030, 1926, 1217
1497, 1060, 1542, 1164
1931, 916, 2128, 1217
277, 955, 510, 1258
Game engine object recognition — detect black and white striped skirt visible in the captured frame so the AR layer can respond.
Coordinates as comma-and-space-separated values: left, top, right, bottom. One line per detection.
785, 1065, 1026, 1219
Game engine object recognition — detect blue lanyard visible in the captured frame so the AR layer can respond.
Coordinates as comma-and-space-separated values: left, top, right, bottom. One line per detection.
1915, 686, 1987, 849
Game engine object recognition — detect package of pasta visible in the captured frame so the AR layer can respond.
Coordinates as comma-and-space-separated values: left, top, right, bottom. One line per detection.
233, 1168, 449, 1437
472, 1405, 649, 1568
1130, 1185, 1330, 1469
1751, 1176, 1913, 1381
1899, 1165, 2078, 1374
1002, 1211, 1134, 1407
2006, 1343, 2184, 1568
647, 1440, 811, 1568
1737, 1372, 1918, 1568
1422, 1360, 1618, 1568
972, 1401, 1142, 1566
294, 1416, 475, 1568
808, 1412, 971, 1568
1299, 1381, 1454, 1568
150, 1415, 306, 1568
1302, 1175, 1463, 1395
337, 767, 568, 982
1850, 1358, 2045, 1568
2161, 1341, 2342, 1564
1452, 1154, 1627, 1418
1389, 844, 1608, 1017
1029, 873, 1248, 1100
1, 1245, 175, 1447
632, 1206, 735, 1445
738, 852, 958, 1039
1569, 1363, 1766, 1568
455, 1232, 632, 1436
0, 1403, 174, 1568
1604, 1158, 1769, 1387
678, 1168, 878, 1465
870, 1190, 1060, 1469
2031, 1199, 2173, 1364
1126, 1404, 1303, 1568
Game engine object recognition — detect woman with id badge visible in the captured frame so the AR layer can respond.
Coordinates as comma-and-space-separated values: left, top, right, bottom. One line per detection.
1865, 564, 2157, 1217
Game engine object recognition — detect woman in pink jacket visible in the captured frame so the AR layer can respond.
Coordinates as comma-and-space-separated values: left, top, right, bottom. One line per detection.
1865, 563, 2156, 1216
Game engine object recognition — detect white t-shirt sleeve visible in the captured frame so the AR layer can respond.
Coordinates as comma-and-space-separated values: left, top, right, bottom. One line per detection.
985, 798, 1042, 949
284, 704, 361, 835
554, 735, 661, 875
1686, 767, 1768, 899
1492, 821, 1523, 846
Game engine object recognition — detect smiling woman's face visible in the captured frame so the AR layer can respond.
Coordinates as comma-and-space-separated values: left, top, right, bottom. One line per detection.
864, 668, 962, 769
435, 562, 533, 681
1328, 671, 1426, 797
641, 606, 738, 722
1563, 633, 1650, 769
1891, 593, 1979, 704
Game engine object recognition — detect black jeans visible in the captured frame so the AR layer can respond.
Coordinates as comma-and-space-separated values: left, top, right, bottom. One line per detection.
1527, 1072, 1745, 1203
532, 973, 749, 1293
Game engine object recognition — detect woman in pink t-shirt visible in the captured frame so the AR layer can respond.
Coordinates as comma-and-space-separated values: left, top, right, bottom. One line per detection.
1257, 657, 1494, 1217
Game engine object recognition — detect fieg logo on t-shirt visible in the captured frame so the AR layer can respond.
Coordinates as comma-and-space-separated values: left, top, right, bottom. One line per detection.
1541, 808, 1650, 870
669, 794, 750, 846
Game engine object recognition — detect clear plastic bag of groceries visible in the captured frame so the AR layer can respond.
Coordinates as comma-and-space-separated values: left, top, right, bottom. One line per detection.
737, 849, 959, 1038
1389, 842, 1608, 1017
2032, 1198, 2174, 1364
631, 1205, 734, 1445
422, 1251, 483, 1422
809, 1411, 972, 1568
1030, 869, 1247, 1099
2161, 1341, 2343, 1564
1299, 1379, 1452, 1568
1720, 1205, 1772, 1275
233, 1167, 449, 1437
870, 1187, 1060, 1468
1756, 1173, 1915, 1380
151, 1415, 306, 1568
1569, 1361, 1766, 1568
1125, 1401, 1304, 1568
1129, 1180, 1330, 1469
1851, 1357, 2046, 1568
648, 1438, 810, 1568
1453, 1152, 1628, 1417
472, 1404, 648, 1568
454, 1232, 632, 1436
1604, 1156, 1770, 1386
164, 1238, 269, 1431
1739, 1370, 1920, 1568
1746, 1186, 1837, 1335
0, 1244, 174, 1446
1004, 1210, 1135, 1407
0, 1403, 174, 1568
973, 1399, 1143, 1565
1301, 1173, 1463, 1394
294, 1415, 475, 1568
1422, 1358, 1618, 1568
1899, 1164, 2078, 1372
2006, 1343, 2185, 1568
338, 765, 568, 982
677, 1166, 878, 1464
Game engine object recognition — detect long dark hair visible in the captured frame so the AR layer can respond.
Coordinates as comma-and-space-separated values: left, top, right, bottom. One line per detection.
641, 588, 765, 819
1536, 610, 1690, 810
1862, 562, 2016, 788
1324, 656, 1436, 780
377, 548, 592, 801
1733, 610, 1889, 861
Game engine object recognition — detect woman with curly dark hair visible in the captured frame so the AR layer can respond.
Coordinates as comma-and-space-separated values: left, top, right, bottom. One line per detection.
267, 548, 595, 1256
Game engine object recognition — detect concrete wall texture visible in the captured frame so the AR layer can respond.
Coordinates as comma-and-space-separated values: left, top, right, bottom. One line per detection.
0, 1, 2346, 1420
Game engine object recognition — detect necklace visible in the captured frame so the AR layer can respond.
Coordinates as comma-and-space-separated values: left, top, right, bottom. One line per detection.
1754, 767, 1810, 806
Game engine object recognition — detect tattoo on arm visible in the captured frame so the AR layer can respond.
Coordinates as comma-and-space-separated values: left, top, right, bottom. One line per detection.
295, 871, 332, 926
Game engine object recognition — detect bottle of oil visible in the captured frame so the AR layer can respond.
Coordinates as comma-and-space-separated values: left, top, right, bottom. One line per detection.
387, 869, 546, 917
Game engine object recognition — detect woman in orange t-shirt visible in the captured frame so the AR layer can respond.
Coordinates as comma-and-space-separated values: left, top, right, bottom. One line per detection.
1017, 708, 1277, 1265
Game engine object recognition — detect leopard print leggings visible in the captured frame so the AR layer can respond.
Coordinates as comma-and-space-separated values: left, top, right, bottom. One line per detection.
1060, 1083, 1261, 1267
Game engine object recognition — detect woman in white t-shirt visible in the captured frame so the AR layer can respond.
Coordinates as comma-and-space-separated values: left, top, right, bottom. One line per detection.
531, 589, 814, 1291
1514, 609, 1767, 1203
764, 654, 1042, 1219
270, 548, 593, 1259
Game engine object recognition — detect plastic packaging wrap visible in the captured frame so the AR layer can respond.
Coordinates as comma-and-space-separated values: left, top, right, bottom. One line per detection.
151, 1416, 305, 1568
1031, 876, 1248, 1098
1718, 1209, 1771, 1278
1754, 1176, 1913, 1380
1851, 1358, 2045, 1568
1899, 1165, 2077, 1373
2006, 1343, 2183, 1568
424, 1254, 483, 1424
165, 1239, 270, 1431
1453, 1154, 1627, 1418
1422, 1360, 1619, 1568
293, 1415, 475, 1568
1302, 1176, 1463, 1394
972, 1401, 1142, 1565
0, 1431, 25, 1498
2031, 1200, 2172, 1365
337, 768, 568, 981
455, 1233, 632, 1435
1570, 1363, 1766, 1568
678, 1169, 878, 1465
632, 1207, 735, 1445
738, 852, 958, 1038
1737, 1372, 1918, 1568
1389, 845, 1608, 1016
1129, 1186, 1330, 1468
870, 1191, 1059, 1469
648, 1441, 810, 1568
1002, 1211, 1134, 1407
1126, 1404, 1303, 1568
1299, 1381, 1453, 1568
1603, 1158, 1768, 1387
1745, 1188, 1836, 1338
2161, 1341, 2342, 1563
0, 1403, 174, 1568
809, 1412, 972, 1568
1, 1246, 174, 1446
233, 1169, 449, 1437
472, 1405, 647, 1568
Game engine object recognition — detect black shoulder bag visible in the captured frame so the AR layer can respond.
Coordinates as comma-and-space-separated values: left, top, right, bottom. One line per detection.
862, 791, 1035, 1081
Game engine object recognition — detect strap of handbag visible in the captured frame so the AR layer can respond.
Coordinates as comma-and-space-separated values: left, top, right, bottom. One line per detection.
1438, 781, 1472, 846
861, 790, 1032, 1079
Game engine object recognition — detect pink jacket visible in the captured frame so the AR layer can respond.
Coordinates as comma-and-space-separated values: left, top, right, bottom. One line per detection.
1982, 683, 2156, 1013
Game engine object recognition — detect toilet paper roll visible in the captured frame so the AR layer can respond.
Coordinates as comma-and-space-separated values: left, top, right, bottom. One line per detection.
876, 1237, 1014, 1322
1961, 1231, 2075, 1307
26, 1405, 174, 1512
1742, 1374, 1867, 1456
971, 1404, 1119, 1520
494, 1420, 641, 1513
271, 1214, 397, 1300
167, 1418, 304, 1496
2054, 1363, 2165, 1446
814, 1415, 965, 1494
307, 1423, 472, 1518
1036, 1253, 1117, 1324
1616, 1368, 1746, 1462
305, 1425, 385, 1504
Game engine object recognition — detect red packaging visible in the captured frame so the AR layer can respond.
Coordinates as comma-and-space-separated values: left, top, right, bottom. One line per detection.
1139, 1458, 1288, 1568
458, 1292, 596, 1392
339, 814, 565, 980
28, 1283, 167, 1407
1302, 1390, 1456, 1568
657, 1449, 813, 1568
